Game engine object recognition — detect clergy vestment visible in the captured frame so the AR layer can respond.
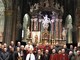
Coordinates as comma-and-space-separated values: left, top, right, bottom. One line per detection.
49, 53, 59, 60
26, 53, 35, 60
60, 53, 69, 60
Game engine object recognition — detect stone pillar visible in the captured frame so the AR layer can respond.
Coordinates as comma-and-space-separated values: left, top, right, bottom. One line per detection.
59, 19, 62, 40
3, 0, 13, 45
55, 19, 59, 40
12, 0, 18, 42
33, 18, 37, 31
51, 19, 55, 39
4, 9, 13, 45
39, 19, 42, 31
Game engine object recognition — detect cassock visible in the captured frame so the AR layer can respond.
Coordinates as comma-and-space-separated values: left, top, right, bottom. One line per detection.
49, 53, 59, 60
59, 53, 69, 60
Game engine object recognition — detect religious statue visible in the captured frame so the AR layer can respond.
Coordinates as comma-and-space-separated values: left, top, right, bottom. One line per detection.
35, 35, 38, 43
66, 14, 73, 44
34, 3, 39, 10
23, 13, 30, 40
42, 15, 51, 29
44, 0, 49, 7
62, 27, 67, 40
26, 27, 30, 39
30, 5, 34, 12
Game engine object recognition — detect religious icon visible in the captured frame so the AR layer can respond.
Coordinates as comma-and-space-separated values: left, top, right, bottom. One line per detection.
66, 14, 73, 44
35, 35, 38, 43
26, 27, 30, 39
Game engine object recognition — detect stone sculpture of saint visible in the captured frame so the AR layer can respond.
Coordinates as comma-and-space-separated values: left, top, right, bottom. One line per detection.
42, 15, 50, 29
66, 14, 73, 44
26, 26, 30, 39
62, 27, 67, 40
23, 13, 30, 40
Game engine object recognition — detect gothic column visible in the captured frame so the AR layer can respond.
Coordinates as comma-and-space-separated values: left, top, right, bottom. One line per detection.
4, 10, 13, 44
12, 0, 18, 42
3, 0, 13, 45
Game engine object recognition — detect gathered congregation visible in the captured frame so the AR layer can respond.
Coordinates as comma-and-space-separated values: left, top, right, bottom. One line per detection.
0, 41, 80, 60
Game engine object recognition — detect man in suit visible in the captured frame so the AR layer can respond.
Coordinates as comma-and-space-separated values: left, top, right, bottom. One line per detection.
35, 49, 43, 60
0, 47, 9, 60
43, 49, 50, 60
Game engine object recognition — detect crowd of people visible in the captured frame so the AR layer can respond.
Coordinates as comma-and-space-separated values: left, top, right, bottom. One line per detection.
0, 41, 80, 60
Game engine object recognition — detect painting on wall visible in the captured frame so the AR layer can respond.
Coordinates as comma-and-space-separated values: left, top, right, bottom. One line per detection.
32, 31, 40, 43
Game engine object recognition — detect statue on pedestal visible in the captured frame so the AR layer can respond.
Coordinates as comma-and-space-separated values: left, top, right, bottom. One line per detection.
62, 27, 67, 40
42, 15, 51, 29
26, 27, 30, 39
23, 13, 30, 40
66, 14, 73, 44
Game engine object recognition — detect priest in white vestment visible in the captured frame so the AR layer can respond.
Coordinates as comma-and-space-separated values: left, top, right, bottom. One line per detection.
26, 50, 35, 60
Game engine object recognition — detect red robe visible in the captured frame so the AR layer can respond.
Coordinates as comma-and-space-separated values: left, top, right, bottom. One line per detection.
57, 54, 61, 60
59, 53, 69, 60
49, 53, 59, 60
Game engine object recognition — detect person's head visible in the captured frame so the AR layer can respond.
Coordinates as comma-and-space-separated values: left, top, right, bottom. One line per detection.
10, 47, 14, 52
63, 45, 67, 49
55, 42, 59, 46
38, 49, 41, 54
77, 50, 80, 55
45, 42, 49, 46
10, 41, 14, 46
50, 45, 53, 49
45, 49, 49, 54
74, 46, 77, 51
70, 45, 73, 49
3, 47, 7, 52
62, 49, 65, 53
4, 43, 7, 48
20, 45, 24, 50
28, 41, 31, 45
58, 49, 62, 54
17, 42, 21, 47
69, 51, 73, 55
52, 49, 56, 53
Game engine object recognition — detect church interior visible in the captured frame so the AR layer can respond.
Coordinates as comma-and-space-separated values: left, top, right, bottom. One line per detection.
0, 0, 80, 47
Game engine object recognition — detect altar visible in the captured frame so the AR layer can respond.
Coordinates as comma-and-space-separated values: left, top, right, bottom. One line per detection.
22, 0, 67, 45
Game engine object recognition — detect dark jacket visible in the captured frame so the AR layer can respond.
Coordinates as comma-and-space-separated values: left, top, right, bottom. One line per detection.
8, 51, 18, 60
0, 51, 9, 60
42, 53, 50, 60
